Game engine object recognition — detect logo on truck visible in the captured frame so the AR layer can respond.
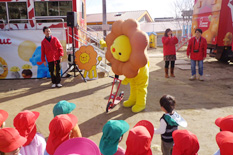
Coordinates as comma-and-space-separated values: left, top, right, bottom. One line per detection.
199, 17, 209, 28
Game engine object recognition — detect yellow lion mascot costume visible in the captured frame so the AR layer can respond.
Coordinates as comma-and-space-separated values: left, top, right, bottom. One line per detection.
105, 19, 149, 113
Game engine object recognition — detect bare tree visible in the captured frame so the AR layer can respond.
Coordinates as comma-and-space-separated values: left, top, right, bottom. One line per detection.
171, 0, 194, 34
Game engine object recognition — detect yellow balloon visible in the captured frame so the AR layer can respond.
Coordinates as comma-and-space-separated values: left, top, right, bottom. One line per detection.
18, 41, 37, 62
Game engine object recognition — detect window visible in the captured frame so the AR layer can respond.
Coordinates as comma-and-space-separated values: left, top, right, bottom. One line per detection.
197, 1, 202, 8
34, 2, 48, 16
139, 16, 146, 23
34, 1, 72, 23
0, 2, 6, 22
59, 1, 72, 16
35, 1, 72, 16
48, 2, 59, 16
8, 2, 27, 23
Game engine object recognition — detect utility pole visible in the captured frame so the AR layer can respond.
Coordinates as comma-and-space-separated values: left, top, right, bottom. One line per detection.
102, 0, 107, 38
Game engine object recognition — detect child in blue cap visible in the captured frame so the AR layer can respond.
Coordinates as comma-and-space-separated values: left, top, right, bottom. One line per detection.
99, 120, 129, 155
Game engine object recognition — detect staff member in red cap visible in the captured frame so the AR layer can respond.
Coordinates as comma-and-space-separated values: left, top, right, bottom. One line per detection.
13, 110, 46, 155
125, 120, 154, 155
45, 114, 78, 155
215, 131, 233, 155
172, 130, 199, 155
0, 128, 27, 155
0, 109, 8, 129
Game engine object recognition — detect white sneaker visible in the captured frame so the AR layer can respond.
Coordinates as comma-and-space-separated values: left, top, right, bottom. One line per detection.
51, 84, 56, 88
198, 75, 204, 81
57, 83, 62, 88
189, 75, 196, 81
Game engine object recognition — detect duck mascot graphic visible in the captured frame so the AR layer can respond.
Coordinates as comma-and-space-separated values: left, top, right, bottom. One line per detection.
105, 19, 149, 113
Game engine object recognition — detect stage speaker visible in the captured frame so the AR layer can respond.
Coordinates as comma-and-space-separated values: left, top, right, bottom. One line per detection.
67, 12, 77, 27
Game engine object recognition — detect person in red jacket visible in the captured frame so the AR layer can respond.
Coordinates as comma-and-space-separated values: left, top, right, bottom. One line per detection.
187, 28, 207, 81
162, 28, 178, 78
41, 26, 64, 88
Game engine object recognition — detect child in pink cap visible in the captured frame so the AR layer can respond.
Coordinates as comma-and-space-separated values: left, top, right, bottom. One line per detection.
0, 128, 27, 155
54, 137, 101, 155
13, 110, 46, 155
0, 109, 8, 128
125, 120, 154, 155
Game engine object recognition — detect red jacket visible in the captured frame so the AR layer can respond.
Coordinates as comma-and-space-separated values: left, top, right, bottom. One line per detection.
162, 36, 178, 56
187, 37, 207, 61
41, 36, 64, 62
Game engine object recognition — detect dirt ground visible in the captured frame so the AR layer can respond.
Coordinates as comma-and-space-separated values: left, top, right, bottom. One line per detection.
1, 47, 233, 155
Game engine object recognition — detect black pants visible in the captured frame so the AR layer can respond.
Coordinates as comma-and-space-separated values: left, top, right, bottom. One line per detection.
48, 60, 61, 84
165, 61, 175, 69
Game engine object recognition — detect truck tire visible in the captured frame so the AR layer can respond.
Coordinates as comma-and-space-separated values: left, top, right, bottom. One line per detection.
218, 51, 229, 63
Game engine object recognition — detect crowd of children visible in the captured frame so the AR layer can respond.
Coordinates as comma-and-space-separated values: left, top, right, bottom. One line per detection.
0, 95, 232, 155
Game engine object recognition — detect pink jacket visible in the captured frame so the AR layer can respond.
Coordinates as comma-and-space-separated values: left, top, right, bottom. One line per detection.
41, 36, 63, 62
162, 36, 178, 56
20, 133, 46, 155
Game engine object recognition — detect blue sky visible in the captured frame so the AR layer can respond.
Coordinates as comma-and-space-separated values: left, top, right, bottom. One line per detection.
86, 0, 177, 19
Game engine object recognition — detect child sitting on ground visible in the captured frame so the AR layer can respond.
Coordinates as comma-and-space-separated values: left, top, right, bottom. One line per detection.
0, 109, 8, 129
0, 128, 27, 155
125, 120, 154, 155
154, 95, 187, 155
53, 100, 82, 138
99, 120, 129, 155
172, 130, 199, 155
13, 110, 46, 155
213, 115, 233, 155
45, 114, 78, 155
215, 131, 233, 155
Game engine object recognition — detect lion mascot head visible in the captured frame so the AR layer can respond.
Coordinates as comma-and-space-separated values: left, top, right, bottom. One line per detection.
105, 19, 149, 78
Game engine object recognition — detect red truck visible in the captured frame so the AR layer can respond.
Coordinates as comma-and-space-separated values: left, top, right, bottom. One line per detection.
191, 0, 233, 62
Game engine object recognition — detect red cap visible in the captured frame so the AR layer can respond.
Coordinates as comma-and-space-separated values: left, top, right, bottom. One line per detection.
0, 127, 27, 153
125, 120, 154, 155
172, 130, 199, 155
216, 131, 233, 155
215, 115, 233, 132
13, 110, 40, 146
0, 109, 8, 127
46, 114, 78, 155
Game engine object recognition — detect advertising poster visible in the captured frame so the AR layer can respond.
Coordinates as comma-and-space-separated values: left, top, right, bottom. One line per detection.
0, 29, 68, 79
